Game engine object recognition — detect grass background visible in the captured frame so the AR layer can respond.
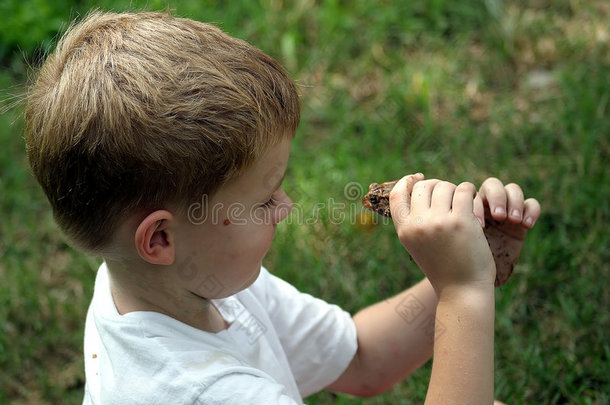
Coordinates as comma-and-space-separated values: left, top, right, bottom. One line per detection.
1, 0, 608, 403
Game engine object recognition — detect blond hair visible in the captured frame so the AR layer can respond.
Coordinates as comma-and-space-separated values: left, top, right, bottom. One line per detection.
24, 11, 300, 252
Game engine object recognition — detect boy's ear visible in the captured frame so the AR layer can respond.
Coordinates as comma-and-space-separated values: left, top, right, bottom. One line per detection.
134, 210, 175, 265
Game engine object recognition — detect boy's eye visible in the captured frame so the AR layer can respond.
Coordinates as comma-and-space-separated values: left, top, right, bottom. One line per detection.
261, 195, 278, 208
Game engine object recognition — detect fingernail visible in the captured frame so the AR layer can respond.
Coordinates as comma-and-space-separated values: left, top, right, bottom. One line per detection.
494, 206, 506, 216
511, 209, 521, 219
478, 216, 485, 227
524, 217, 534, 227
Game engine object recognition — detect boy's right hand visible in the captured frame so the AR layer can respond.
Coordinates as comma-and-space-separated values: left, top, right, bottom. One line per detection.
389, 174, 496, 295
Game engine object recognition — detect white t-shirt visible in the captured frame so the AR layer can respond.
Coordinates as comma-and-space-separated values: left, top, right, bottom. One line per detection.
83, 263, 358, 404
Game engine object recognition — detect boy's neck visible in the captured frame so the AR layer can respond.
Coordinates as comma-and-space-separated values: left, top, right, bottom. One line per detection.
105, 260, 229, 333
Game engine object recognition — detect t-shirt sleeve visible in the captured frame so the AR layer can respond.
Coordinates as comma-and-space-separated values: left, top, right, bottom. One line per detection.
249, 267, 358, 397
196, 373, 300, 405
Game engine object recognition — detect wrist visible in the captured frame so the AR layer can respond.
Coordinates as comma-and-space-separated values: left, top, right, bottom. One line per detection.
427, 259, 496, 300
436, 281, 495, 306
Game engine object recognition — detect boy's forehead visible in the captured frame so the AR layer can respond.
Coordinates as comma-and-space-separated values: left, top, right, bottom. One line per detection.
259, 139, 291, 185
218, 138, 291, 197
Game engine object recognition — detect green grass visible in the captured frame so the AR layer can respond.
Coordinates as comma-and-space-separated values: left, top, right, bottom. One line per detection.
1, 0, 609, 403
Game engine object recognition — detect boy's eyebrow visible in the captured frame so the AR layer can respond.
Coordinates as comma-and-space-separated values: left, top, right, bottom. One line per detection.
269, 173, 286, 192
261, 172, 286, 199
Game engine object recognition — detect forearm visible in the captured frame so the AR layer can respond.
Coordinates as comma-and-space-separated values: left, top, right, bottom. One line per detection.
334, 278, 495, 401
425, 285, 495, 405
349, 277, 438, 394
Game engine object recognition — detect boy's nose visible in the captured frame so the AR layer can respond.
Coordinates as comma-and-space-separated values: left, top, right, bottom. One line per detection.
275, 195, 293, 224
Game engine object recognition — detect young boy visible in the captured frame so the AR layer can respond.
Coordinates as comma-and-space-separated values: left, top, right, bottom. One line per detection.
25, 11, 540, 404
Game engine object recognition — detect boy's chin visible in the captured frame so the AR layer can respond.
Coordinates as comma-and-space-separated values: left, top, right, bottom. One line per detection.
216, 265, 263, 298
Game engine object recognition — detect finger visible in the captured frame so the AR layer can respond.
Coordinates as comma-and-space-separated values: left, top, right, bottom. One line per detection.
505, 183, 525, 223
479, 177, 507, 221
411, 179, 442, 214
389, 173, 425, 222
431, 181, 457, 212
389, 176, 410, 222
473, 192, 485, 227
406, 172, 425, 198
452, 182, 477, 216
522, 198, 541, 228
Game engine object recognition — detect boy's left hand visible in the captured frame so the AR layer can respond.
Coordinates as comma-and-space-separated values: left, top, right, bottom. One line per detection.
475, 178, 541, 286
